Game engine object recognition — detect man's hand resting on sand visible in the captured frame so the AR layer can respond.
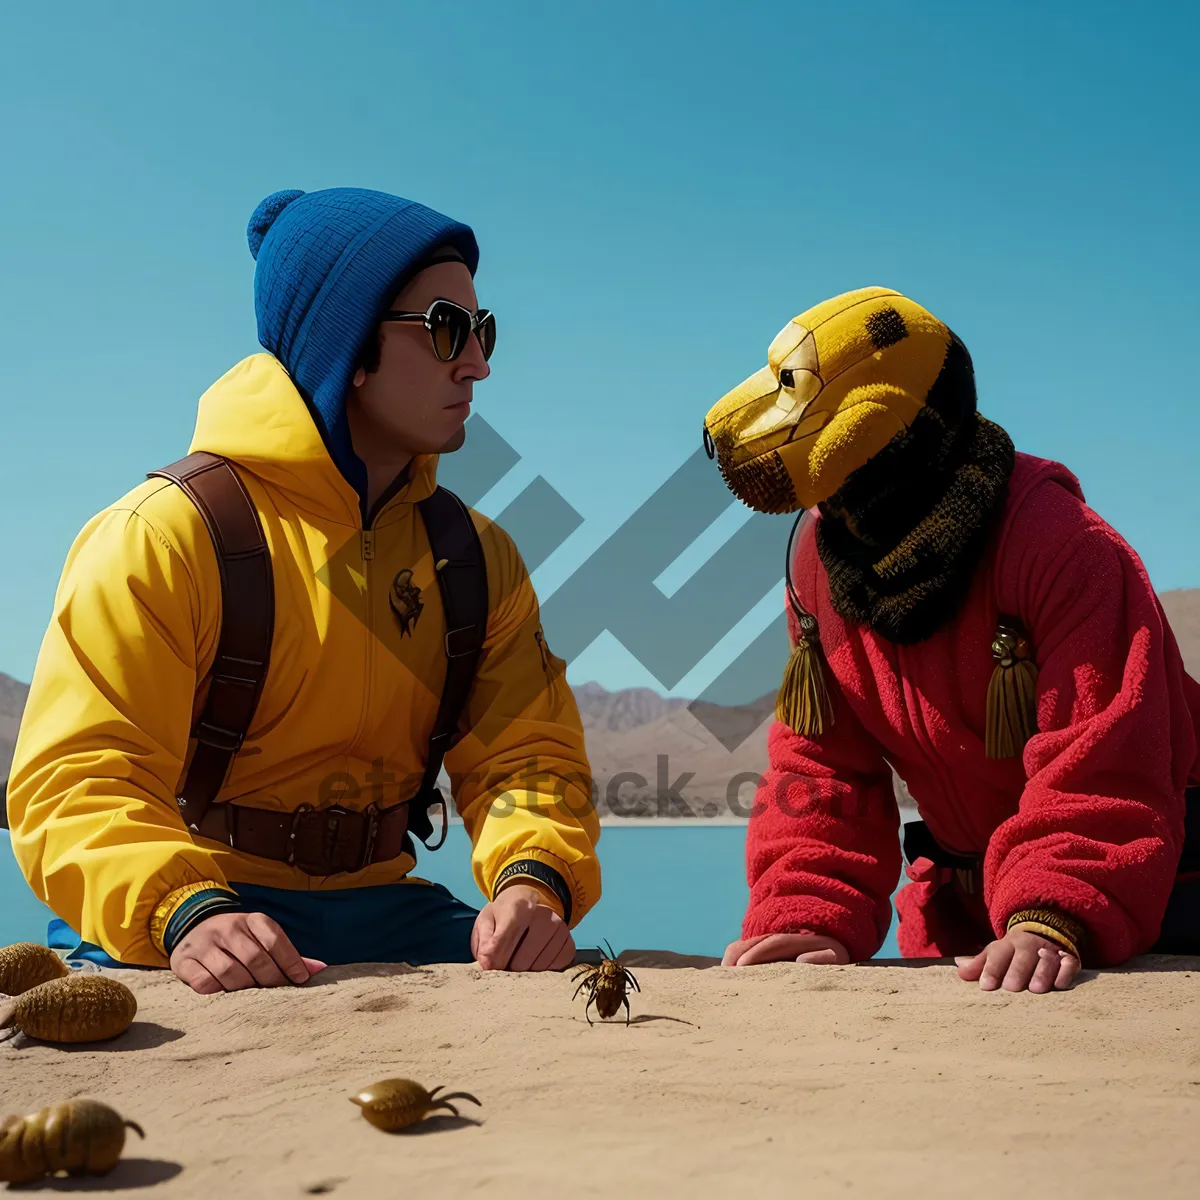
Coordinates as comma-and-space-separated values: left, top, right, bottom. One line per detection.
472, 883, 575, 972
956, 928, 1080, 993
722, 932, 851, 966
170, 912, 326, 994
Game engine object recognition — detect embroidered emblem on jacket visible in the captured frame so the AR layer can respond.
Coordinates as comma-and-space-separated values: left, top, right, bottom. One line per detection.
389, 569, 424, 636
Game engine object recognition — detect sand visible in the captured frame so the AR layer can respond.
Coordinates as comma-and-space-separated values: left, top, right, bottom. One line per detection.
3, 952, 1199, 1199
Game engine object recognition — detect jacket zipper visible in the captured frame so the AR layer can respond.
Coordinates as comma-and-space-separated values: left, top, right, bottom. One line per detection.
349, 528, 376, 758
350, 485, 408, 763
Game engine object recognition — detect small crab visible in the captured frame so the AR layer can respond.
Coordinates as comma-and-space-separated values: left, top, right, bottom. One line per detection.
349, 1079, 480, 1132
571, 940, 640, 1025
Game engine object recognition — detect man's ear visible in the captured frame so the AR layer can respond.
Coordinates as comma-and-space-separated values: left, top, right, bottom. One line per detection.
352, 367, 367, 388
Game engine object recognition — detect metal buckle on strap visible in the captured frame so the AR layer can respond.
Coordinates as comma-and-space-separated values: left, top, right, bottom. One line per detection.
444, 625, 477, 658
422, 790, 449, 852
211, 653, 264, 689
211, 670, 260, 689
193, 721, 245, 752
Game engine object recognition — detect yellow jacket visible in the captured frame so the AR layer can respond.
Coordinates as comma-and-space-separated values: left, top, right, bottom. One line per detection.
7, 354, 601, 966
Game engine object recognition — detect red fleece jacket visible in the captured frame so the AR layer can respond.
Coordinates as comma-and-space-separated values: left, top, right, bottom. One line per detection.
744, 453, 1200, 965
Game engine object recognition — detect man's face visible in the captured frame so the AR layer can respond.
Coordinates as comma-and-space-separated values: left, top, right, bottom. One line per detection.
347, 260, 490, 457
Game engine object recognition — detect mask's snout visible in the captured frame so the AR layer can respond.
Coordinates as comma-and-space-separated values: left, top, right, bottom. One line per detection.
703, 415, 798, 515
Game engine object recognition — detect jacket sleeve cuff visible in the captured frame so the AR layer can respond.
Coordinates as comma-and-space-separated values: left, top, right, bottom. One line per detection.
987, 864, 1121, 959
493, 858, 572, 924
150, 882, 242, 957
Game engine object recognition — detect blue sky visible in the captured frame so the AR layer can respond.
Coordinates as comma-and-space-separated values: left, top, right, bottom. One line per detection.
1, 1, 1197, 694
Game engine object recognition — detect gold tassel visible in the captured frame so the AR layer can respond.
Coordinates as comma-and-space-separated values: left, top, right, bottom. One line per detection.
985, 619, 1038, 758
776, 611, 834, 737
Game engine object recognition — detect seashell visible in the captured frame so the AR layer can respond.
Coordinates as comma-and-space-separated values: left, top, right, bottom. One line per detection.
0, 1099, 144, 1184
0, 942, 69, 995
349, 1078, 480, 1131
0, 974, 137, 1044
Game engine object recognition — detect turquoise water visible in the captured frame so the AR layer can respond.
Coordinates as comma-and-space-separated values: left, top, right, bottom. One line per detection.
0, 827, 901, 960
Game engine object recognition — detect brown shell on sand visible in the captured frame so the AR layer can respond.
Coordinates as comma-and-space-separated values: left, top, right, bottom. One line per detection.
0, 1099, 144, 1184
0, 974, 137, 1044
350, 1079, 481, 1132
0, 942, 69, 995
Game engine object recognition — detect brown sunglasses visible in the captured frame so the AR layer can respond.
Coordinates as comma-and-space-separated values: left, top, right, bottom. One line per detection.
382, 299, 496, 362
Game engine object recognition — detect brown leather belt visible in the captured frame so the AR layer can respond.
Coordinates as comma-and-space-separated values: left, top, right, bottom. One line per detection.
196, 801, 413, 876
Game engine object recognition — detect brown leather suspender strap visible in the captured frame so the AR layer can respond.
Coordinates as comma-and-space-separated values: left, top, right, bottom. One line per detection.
408, 485, 490, 850
147, 451, 274, 831
148, 453, 488, 868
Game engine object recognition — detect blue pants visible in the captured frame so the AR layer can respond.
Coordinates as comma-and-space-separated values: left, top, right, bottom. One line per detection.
48, 879, 480, 970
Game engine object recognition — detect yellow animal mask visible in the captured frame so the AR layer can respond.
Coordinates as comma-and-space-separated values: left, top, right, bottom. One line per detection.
703, 287, 973, 513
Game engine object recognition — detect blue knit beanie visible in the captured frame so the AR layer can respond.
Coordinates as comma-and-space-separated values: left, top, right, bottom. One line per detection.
247, 187, 479, 507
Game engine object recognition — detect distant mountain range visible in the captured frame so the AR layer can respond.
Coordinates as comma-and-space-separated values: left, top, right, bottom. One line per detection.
0, 672, 27, 802
1162, 589, 1200, 677
0, 672, 779, 824
4, 588, 1198, 825
573, 680, 776, 818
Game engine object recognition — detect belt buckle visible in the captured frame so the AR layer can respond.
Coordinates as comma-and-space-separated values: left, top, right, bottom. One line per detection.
286, 804, 314, 867
319, 805, 357, 874
358, 804, 380, 871
287, 804, 376, 875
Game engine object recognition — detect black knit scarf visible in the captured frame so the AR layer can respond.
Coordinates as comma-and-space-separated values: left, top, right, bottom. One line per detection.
815, 408, 1015, 644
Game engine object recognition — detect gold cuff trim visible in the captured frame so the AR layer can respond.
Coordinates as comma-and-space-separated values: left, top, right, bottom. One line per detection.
1006, 907, 1084, 959
1008, 921, 1078, 958
150, 880, 233, 957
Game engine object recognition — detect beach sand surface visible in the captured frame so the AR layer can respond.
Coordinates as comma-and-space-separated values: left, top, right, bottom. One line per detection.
2, 952, 1198, 1198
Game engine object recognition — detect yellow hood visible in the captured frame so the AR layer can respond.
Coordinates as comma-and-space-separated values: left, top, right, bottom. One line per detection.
189, 353, 439, 524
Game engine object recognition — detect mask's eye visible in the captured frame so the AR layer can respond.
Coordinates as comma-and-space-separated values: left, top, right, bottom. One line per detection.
779, 368, 795, 389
